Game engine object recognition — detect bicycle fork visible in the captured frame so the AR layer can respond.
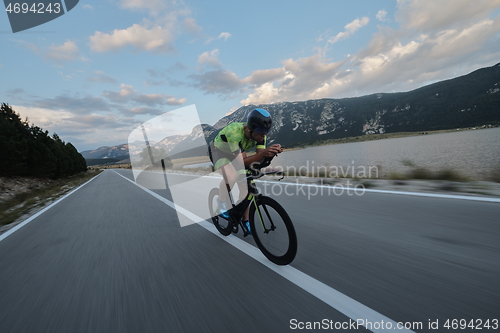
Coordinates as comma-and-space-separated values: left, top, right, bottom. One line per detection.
252, 196, 276, 234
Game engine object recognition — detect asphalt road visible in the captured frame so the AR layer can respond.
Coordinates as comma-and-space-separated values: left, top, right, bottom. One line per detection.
0, 169, 498, 333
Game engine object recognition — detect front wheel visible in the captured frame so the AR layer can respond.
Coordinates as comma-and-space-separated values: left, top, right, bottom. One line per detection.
208, 188, 232, 236
249, 196, 297, 265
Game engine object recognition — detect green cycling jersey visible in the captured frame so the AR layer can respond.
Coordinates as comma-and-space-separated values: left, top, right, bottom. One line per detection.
214, 122, 266, 154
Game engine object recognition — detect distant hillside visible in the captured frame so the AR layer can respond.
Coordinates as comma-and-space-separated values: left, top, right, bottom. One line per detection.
220, 62, 500, 148
81, 144, 130, 160
85, 156, 129, 166
82, 62, 500, 159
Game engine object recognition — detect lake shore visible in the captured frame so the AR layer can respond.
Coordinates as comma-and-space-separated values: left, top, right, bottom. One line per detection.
98, 125, 500, 182
286, 125, 498, 150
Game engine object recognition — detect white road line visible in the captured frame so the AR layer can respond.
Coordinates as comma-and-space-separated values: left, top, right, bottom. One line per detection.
113, 170, 415, 332
0, 172, 103, 242
125, 169, 500, 203
362, 188, 500, 202
267, 180, 500, 203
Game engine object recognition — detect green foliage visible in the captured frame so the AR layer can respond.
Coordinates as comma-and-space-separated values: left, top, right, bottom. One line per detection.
0, 103, 87, 179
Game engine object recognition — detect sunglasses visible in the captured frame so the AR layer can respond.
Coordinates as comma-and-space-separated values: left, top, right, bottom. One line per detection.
253, 127, 269, 135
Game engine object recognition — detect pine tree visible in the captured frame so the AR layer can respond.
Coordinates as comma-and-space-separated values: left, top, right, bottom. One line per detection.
0, 103, 88, 178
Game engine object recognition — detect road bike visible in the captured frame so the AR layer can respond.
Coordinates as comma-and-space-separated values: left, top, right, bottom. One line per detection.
208, 170, 297, 265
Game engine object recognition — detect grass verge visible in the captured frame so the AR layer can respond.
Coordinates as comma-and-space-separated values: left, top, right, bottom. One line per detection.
0, 170, 102, 227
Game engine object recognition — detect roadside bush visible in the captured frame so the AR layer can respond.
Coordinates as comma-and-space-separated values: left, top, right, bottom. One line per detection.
400, 160, 468, 182
490, 168, 500, 183
435, 168, 468, 182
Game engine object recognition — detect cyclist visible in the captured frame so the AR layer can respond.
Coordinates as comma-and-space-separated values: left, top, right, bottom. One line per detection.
208, 108, 284, 234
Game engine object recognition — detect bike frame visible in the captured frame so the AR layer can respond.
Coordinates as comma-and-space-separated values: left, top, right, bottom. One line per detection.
210, 168, 297, 265
219, 169, 283, 236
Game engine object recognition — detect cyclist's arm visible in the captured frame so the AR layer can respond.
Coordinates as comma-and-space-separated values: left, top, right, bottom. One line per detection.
242, 151, 264, 167
242, 146, 281, 167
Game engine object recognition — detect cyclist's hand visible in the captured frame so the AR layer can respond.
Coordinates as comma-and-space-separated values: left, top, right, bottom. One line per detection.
264, 144, 282, 157
273, 144, 284, 153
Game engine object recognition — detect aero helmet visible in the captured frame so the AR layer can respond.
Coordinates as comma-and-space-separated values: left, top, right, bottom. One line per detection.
247, 108, 272, 135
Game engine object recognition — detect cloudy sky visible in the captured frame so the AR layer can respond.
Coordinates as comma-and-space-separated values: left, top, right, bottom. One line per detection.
1, 0, 500, 152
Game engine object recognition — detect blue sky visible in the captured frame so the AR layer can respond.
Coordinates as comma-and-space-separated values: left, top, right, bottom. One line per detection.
1, 0, 500, 152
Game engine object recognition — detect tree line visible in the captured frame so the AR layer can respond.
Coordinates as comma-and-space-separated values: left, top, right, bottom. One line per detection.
0, 103, 87, 178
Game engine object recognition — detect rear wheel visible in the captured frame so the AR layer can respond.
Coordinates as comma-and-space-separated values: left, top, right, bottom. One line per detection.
208, 188, 232, 236
249, 196, 297, 265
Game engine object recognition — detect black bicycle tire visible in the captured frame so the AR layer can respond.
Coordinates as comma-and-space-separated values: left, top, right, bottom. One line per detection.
249, 196, 297, 265
208, 188, 232, 236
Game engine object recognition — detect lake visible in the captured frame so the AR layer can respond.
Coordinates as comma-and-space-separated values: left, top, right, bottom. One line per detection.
271, 127, 500, 180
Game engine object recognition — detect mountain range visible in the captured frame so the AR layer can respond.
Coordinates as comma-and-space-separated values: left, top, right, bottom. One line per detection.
81, 62, 500, 161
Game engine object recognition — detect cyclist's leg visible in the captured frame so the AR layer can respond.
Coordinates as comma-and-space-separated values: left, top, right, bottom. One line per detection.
242, 204, 250, 221
218, 162, 236, 203
218, 154, 247, 203
211, 143, 235, 203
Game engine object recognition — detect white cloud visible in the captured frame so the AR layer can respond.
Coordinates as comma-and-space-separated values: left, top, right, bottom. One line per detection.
191, 53, 344, 103
240, 54, 343, 105
166, 97, 187, 105
129, 107, 162, 115
89, 24, 176, 54
229, 1, 500, 105
103, 84, 136, 102
218, 32, 232, 41
328, 17, 370, 44
240, 82, 279, 106
349, 12, 500, 94
118, 0, 166, 12
198, 49, 221, 68
184, 17, 203, 36
33, 94, 112, 113
190, 69, 245, 95
243, 68, 285, 86
10, 87, 187, 151
17, 40, 41, 55
376, 10, 388, 22
18, 40, 86, 65
103, 84, 187, 107
11, 104, 135, 150
199, 10, 500, 106
87, 71, 117, 84
132, 93, 186, 107
134, 93, 176, 105
89, 0, 205, 55
396, 0, 500, 32
13, 105, 74, 129
9, 86, 188, 150
82, 4, 94, 10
